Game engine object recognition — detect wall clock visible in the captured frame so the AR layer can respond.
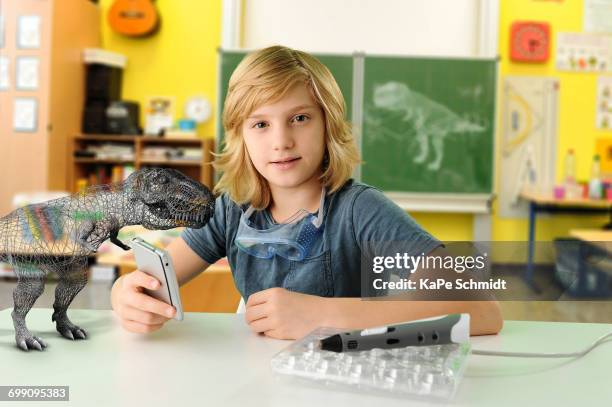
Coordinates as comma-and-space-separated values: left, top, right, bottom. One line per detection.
510, 21, 550, 63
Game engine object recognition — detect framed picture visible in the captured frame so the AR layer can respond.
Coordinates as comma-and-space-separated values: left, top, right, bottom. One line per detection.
0, 15, 5, 49
17, 15, 41, 49
145, 96, 175, 135
13, 98, 38, 132
16, 56, 39, 90
0, 56, 9, 91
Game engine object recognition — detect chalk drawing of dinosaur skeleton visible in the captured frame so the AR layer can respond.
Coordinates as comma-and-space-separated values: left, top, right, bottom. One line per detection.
371, 82, 486, 171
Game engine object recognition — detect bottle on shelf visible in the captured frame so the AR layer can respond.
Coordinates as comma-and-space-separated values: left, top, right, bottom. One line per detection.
563, 148, 579, 199
588, 154, 602, 199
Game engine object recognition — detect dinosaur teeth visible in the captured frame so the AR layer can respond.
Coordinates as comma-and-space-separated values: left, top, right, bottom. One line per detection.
174, 212, 208, 224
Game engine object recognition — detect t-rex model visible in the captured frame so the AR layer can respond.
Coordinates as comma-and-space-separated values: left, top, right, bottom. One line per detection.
0, 167, 215, 351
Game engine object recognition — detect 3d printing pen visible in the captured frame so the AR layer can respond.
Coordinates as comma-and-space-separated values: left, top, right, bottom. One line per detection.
319, 314, 470, 352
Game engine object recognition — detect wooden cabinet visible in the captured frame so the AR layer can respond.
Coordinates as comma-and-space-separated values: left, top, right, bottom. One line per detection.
0, 0, 100, 215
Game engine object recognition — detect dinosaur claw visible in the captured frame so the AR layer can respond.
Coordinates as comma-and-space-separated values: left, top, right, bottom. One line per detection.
16, 335, 47, 351
58, 326, 87, 340
33, 336, 47, 348
17, 340, 28, 351
61, 329, 75, 340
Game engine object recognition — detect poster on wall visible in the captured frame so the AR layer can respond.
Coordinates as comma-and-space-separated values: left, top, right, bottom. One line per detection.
16, 57, 39, 90
556, 32, 611, 72
0, 15, 5, 49
499, 77, 559, 218
596, 76, 612, 129
17, 15, 41, 49
144, 96, 175, 135
0, 56, 9, 91
13, 98, 38, 132
585, 0, 612, 33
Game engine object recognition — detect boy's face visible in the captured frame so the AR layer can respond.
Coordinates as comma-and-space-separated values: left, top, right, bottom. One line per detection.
242, 82, 326, 191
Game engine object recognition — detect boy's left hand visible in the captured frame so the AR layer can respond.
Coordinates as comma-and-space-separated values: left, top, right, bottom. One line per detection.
245, 287, 327, 340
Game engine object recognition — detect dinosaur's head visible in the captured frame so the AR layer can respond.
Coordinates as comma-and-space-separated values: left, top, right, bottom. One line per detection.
373, 81, 412, 112
127, 168, 215, 230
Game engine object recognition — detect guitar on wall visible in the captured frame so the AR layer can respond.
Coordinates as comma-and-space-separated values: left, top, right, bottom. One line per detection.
108, 0, 160, 37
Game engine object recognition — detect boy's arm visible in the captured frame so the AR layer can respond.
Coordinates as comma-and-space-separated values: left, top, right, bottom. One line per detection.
165, 236, 210, 286
320, 245, 503, 336
244, 286, 502, 340
320, 298, 502, 336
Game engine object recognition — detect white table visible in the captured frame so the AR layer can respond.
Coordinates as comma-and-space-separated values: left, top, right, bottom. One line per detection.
0, 308, 610, 406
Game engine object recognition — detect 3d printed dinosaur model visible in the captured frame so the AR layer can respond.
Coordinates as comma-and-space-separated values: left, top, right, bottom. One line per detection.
0, 167, 214, 351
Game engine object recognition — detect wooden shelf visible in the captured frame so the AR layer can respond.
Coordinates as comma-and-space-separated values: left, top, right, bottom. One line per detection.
140, 159, 202, 166
74, 158, 135, 164
74, 135, 204, 144
140, 136, 203, 144
74, 135, 136, 142
69, 134, 215, 192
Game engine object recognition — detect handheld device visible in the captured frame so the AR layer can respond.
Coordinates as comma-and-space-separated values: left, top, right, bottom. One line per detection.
319, 314, 470, 352
131, 237, 183, 321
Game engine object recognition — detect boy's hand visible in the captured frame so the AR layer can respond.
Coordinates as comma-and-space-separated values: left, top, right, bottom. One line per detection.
111, 270, 177, 334
244, 287, 327, 340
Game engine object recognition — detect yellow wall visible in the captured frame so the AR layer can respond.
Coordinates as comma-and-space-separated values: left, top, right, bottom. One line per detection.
99, 0, 221, 138
412, 213, 474, 241
98, 0, 609, 243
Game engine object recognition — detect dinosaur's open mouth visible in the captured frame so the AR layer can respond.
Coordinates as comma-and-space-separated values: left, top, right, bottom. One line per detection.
148, 199, 212, 225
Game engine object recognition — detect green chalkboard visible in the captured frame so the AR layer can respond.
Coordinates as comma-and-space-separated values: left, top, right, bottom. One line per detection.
361, 56, 496, 193
217, 50, 353, 149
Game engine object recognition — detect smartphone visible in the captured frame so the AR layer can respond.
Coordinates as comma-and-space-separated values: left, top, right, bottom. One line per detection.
131, 237, 184, 321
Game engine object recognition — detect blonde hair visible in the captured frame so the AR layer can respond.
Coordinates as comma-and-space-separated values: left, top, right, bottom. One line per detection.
213, 45, 361, 209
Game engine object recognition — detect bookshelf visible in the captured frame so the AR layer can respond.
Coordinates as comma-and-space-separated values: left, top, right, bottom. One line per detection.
69, 134, 215, 192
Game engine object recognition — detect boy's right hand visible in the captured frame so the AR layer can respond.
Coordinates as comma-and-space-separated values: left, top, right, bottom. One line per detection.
111, 270, 177, 334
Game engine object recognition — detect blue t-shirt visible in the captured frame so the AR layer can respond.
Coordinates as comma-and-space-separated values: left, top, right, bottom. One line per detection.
181, 179, 441, 300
